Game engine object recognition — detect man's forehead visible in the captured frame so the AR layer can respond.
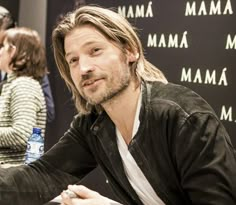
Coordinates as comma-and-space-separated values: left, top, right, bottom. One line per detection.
64, 29, 106, 58
65, 26, 107, 47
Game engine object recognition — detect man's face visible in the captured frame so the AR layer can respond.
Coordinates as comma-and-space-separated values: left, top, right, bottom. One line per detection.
64, 25, 134, 105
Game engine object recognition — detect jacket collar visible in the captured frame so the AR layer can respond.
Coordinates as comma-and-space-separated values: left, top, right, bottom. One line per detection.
90, 80, 153, 134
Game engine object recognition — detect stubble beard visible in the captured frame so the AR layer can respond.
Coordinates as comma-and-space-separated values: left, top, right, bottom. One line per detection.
83, 70, 131, 106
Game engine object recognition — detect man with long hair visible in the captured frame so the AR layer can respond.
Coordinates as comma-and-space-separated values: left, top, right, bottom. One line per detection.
0, 5, 235, 205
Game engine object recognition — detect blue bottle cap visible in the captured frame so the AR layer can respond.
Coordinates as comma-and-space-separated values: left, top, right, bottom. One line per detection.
32, 127, 41, 134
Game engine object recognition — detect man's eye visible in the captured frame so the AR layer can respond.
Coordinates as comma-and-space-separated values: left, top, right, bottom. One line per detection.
69, 57, 78, 65
92, 47, 101, 54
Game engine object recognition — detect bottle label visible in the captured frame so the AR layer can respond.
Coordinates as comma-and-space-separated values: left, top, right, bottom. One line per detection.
25, 141, 44, 164
27, 141, 44, 154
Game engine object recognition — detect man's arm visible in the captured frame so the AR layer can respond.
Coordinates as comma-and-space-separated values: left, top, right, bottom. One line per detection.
176, 112, 236, 204
0, 117, 97, 205
0, 160, 79, 205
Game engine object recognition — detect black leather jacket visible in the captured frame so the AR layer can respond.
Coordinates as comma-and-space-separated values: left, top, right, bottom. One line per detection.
0, 81, 236, 205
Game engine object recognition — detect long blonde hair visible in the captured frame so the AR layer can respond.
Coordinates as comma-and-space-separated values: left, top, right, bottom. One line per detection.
52, 5, 168, 115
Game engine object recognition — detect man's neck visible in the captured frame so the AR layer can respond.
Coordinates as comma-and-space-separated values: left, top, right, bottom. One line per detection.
102, 80, 141, 144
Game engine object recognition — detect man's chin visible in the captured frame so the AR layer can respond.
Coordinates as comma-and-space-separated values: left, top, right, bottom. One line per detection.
85, 96, 102, 106
86, 95, 111, 106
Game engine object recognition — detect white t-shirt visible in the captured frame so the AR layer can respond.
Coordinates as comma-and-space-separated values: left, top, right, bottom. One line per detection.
116, 91, 165, 205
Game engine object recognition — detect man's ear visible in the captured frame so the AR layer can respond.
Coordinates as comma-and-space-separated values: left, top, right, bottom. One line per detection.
126, 48, 139, 63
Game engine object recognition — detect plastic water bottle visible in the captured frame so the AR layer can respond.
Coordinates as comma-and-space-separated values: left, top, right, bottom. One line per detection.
25, 127, 44, 164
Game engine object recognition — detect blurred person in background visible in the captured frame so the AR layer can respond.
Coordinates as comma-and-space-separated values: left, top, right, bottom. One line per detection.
0, 5, 16, 82
0, 27, 47, 167
0, 5, 55, 123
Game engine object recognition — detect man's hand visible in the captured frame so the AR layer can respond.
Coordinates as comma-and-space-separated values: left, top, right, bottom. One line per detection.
60, 185, 121, 205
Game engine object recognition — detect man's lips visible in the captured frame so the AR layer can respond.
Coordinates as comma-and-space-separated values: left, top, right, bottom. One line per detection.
82, 78, 103, 87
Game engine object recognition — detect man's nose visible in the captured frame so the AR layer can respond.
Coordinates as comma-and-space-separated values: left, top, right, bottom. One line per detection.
79, 56, 94, 75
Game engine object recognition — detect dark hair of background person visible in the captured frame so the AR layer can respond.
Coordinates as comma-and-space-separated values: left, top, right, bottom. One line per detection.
0, 27, 48, 80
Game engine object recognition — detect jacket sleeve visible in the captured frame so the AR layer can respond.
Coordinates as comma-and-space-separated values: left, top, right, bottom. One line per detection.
0, 116, 97, 205
175, 112, 236, 205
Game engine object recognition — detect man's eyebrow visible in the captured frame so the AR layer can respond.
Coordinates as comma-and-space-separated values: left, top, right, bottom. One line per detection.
65, 41, 101, 58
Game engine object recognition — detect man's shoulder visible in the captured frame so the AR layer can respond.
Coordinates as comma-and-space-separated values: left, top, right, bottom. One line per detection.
147, 81, 196, 100
146, 81, 215, 116
71, 111, 100, 128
